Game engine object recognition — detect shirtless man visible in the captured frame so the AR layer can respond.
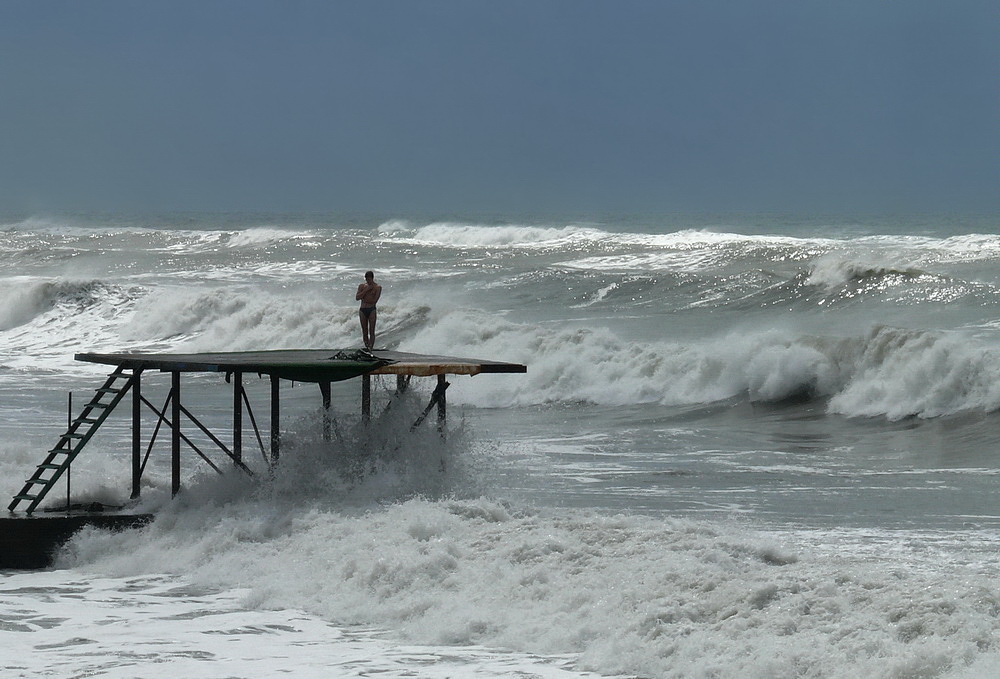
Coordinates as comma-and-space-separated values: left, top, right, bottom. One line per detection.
355, 270, 382, 350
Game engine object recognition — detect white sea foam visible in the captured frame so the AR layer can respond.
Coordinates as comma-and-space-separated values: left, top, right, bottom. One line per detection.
52, 494, 1000, 679
0, 277, 57, 331
225, 227, 316, 247
404, 312, 846, 407
0, 571, 597, 679
381, 221, 607, 247
377, 218, 417, 234
0, 215, 120, 235
0, 278, 145, 375
828, 326, 1000, 419
401, 309, 1000, 419
5, 270, 999, 421
805, 253, 928, 289
559, 250, 728, 272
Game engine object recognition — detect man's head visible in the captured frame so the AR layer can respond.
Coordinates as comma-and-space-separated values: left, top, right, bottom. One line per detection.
365, 271, 374, 281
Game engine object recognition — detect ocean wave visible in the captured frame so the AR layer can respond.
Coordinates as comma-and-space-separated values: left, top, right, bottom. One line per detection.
6, 274, 999, 421
377, 218, 417, 234
0, 215, 110, 235
57, 494, 1000, 678
121, 287, 357, 351
224, 227, 317, 248
0, 278, 149, 378
404, 312, 852, 408
805, 253, 930, 289
907, 233, 1000, 263
828, 326, 1000, 419
0, 278, 132, 331
402, 311, 1000, 419
379, 221, 608, 247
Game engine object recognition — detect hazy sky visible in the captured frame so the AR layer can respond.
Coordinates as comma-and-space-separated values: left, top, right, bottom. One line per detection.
0, 1, 996, 215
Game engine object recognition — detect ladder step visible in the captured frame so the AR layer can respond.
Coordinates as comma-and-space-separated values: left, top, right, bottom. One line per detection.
11, 370, 128, 511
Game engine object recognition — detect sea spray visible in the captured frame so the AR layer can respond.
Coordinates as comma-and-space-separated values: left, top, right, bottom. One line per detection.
829, 326, 1000, 419
402, 309, 1000, 418
57, 495, 1000, 679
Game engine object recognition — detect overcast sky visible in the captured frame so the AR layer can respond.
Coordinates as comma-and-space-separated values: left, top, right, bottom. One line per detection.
0, 1, 996, 215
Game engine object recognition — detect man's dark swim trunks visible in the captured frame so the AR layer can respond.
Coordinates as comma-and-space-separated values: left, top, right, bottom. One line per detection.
360, 306, 376, 318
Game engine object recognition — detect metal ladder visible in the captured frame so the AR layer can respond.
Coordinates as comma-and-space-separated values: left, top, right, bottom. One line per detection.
9, 366, 135, 514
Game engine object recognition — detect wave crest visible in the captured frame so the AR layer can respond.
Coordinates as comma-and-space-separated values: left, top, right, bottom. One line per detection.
0, 278, 128, 331
403, 312, 1000, 419
806, 254, 928, 289
381, 221, 606, 247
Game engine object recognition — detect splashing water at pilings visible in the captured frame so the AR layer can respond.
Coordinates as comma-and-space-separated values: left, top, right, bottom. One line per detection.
252, 378, 490, 506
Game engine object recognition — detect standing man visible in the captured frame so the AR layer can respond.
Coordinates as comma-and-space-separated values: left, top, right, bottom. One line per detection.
356, 270, 382, 350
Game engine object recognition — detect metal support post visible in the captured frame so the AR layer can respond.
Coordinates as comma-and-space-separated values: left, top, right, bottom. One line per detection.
171, 371, 181, 496
131, 370, 142, 499
67, 392, 72, 509
362, 374, 371, 424
436, 374, 447, 434
270, 375, 280, 464
320, 381, 332, 441
233, 371, 243, 464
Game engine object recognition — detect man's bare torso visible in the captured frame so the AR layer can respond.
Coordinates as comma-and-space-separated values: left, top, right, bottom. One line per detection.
357, 282, 381, 307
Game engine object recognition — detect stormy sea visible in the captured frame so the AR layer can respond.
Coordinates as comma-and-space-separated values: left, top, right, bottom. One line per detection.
2, 212, 1000, 678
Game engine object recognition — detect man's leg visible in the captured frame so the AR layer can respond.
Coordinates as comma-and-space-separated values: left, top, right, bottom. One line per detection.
359, 310, 370, 348
366, 310, 377, 349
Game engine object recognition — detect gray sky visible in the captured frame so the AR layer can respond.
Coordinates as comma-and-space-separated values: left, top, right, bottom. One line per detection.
0, 1, 996, 215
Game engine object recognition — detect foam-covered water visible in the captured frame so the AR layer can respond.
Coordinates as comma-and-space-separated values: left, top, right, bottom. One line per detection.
2, 212, 1000, 677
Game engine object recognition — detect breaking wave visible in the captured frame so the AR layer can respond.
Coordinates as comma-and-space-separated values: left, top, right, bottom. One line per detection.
805, 254, 929, 289
0, 278, 135, 332
4, 271, 999, 422
379, 220, 607, 247
402, 311, 1000, 420
57, 493, 1000, 679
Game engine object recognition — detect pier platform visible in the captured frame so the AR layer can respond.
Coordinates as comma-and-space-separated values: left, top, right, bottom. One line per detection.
75, 348, 527, 380
4, 349, 525, 568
